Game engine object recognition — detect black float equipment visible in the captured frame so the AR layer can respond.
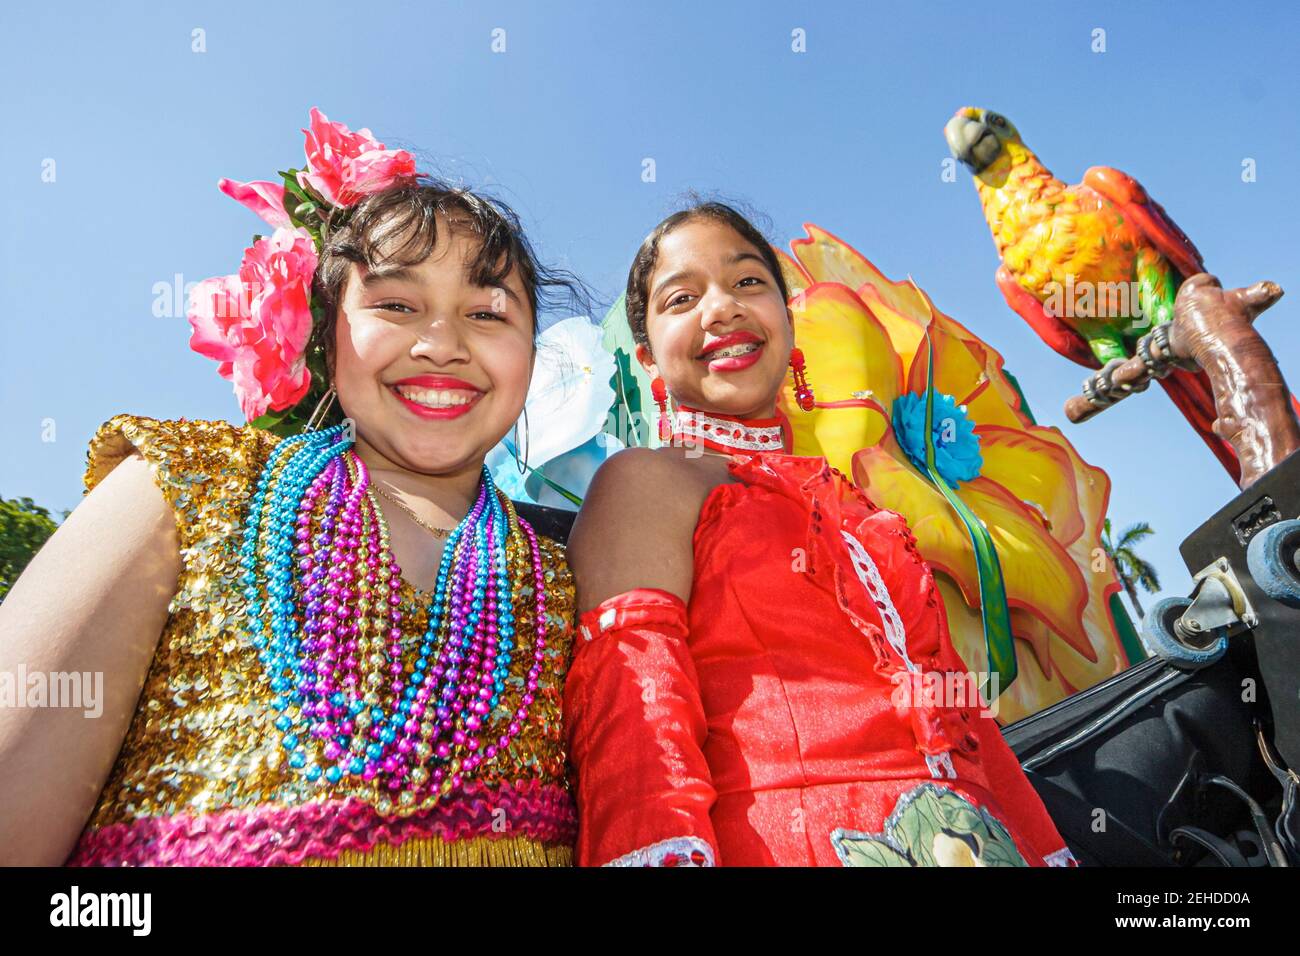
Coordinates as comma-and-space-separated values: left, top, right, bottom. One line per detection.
1008, 449, 1300, 866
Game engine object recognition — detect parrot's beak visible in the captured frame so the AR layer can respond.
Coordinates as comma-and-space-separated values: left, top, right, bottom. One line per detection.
945, 110, 1000, 175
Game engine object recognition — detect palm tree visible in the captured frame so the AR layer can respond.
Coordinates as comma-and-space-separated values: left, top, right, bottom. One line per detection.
1101, 518, 1161, 620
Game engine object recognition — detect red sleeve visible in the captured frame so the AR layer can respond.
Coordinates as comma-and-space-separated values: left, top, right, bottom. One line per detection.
562, 588, 719, 867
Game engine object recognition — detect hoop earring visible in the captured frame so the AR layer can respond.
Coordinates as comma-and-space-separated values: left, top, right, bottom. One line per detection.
651, 377, 673, 443
513, 406, 530, 474
790, 348, 815, 411
302, 385, 339, 433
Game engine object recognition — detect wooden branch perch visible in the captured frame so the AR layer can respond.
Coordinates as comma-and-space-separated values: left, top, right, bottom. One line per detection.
1065, 274, 1300, 489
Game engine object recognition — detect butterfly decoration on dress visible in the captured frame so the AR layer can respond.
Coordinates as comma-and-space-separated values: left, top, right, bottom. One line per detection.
831, 783, 1029, 867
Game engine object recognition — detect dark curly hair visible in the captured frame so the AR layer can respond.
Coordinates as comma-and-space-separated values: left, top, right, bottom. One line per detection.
312, 177, 589, 375
624, 199, 790, 352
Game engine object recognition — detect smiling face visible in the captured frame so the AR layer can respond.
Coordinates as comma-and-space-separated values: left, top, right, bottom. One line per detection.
331, 215, 535, 479
637, 218, 793, 420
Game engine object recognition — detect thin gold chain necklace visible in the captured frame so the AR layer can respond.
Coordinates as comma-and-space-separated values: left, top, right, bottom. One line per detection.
373, 484, 453, 539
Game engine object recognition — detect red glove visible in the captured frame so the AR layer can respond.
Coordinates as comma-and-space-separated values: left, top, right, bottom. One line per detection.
563, 588, 719, 866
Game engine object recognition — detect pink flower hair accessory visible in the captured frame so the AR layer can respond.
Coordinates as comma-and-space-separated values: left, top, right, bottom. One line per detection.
187, 108, 419, 434
298, 107, 418, 208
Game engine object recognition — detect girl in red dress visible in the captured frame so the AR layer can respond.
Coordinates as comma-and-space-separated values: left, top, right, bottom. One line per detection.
563, 202, 1076, 867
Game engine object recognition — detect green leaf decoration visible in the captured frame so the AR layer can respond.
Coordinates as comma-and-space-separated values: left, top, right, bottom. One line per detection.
908, 281, 1017, 694
610, 350, 649, 447
834, 785, 1030, 867
599, 293, 657, 448
947, 803, 983, 834
980, 840, 1023, 868
899, 794, 940, 857
276, 168, 329, 238
974, 808, 1026, 867
249, 405, 297, 435
278, 169, 312, 206
836, 838, 911, 867
500, 439, 585, 507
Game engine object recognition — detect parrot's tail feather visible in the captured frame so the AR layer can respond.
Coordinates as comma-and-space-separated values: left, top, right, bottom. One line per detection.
1167, 363, 1222, 434
1159, 369, 1242, 484
1181, 363, 1219, 422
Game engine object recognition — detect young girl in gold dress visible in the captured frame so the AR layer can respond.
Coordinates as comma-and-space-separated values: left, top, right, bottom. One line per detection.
0, 110, 583, 866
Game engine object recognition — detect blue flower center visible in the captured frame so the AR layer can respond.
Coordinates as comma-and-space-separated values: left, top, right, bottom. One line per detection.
891, 391, 983, 489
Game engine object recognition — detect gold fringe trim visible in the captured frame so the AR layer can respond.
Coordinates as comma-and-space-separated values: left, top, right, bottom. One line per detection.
298, 835, 574, 867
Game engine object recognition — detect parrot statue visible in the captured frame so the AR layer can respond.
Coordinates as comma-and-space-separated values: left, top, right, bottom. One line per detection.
943, 106, 1294, 484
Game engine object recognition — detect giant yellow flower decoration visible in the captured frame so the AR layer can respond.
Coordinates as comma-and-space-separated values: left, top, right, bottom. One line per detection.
777, 225, 1139, 723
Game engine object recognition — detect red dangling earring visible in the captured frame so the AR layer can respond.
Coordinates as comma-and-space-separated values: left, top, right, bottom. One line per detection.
651, 376, 673, 442
790, 348, 815, 411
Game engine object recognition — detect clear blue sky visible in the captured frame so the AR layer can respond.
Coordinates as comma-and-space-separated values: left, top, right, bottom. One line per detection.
3, 0, 1297, 616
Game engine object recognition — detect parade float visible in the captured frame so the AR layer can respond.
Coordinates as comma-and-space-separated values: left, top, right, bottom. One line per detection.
950, 105, 1300, 866
486, 108, 1300, 866
184, 106, 1300, 867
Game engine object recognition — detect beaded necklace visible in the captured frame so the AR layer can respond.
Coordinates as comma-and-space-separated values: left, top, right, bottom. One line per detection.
239, 424, 548, 815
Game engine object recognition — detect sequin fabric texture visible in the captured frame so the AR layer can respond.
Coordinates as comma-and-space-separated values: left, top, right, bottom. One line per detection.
68, 415, 576, 866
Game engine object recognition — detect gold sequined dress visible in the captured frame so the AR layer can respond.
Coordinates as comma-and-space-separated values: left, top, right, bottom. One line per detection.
68, 415, 576, 867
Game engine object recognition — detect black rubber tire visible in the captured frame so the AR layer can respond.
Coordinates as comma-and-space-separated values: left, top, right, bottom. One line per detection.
1246, 518, 1300, 609
1143, 596, 1227, 668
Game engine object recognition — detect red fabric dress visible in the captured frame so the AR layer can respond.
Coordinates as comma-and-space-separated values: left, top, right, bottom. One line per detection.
563, 451, 1075, 867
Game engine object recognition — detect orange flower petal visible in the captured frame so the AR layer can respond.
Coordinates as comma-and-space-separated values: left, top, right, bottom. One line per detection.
1038, 428, 1135, 689
782, 284, 901, 473
928, 311, 1030, 424
775, 247, 811, 298
900, 310, 1025, 431
790, 224, 893, 293
851, 438, 1091, 655
790, 224, 1032, 426
974, 425, 1085, 546
855, 285, 926, 364
932, 573, 1073, 725
791, 225, 945, 328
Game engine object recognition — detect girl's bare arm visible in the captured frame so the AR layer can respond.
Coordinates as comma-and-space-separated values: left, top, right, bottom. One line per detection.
567, 448, 706, 613
0, 452, 180, 864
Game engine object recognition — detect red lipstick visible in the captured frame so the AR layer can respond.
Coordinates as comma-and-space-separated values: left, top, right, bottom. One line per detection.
389, 375, 484, 420
392, 375, 481, 390
697, 330, 765, 372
